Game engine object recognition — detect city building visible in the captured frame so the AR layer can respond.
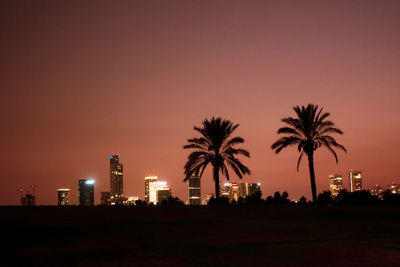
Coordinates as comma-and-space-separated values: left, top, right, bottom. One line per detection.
157, 187, 172, 203
109, 155, 123, 204
148, 180, 167, 204
371, 184, 384, 198
349, 170, 362, 192
145, 176, 158, 202
239, 182, 261, 198
100, 191, 111, 205
329, 174, 343, 197
124, 196, 139, 205
188, 175, 201, 205
78, 179, 95, 206
389, 182, 400, 194
202, 194, 214, 205
57, 188, 70, 206
20, 190, 35, 206
222, 182, 239, 201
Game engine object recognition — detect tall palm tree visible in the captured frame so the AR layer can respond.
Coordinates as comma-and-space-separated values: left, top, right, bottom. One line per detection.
183, 117, 251, 199
271, 104, 346, 203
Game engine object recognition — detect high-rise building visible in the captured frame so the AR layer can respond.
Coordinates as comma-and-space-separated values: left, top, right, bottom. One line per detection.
329, 174, 343, 197
222, 182, 239, 201
145, 176, 158, 202
389, 182, 400, 194
148, 180, 167, 204
349, 170, 362, 192
100, 191, 111, 205
157, 187, 172, 203
371, 184, 384, 198
109, 155, 123, 204
78, 179, 94, 206
188, 175, 201, 205
239, 182, 261, 198
57, 189, 70, 206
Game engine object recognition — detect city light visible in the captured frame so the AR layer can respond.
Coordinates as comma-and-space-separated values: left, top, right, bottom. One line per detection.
85, 179, 95, 185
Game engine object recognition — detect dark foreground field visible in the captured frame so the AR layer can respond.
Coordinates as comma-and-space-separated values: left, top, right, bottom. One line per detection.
2, 205, 400, 266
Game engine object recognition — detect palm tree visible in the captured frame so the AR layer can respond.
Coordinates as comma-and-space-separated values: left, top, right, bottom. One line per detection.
271, 104, 346, 203
183, 117, 251, 199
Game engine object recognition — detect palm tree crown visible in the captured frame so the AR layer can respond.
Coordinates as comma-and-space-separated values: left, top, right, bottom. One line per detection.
271, 104, 346, 202
183, 117, 251, 199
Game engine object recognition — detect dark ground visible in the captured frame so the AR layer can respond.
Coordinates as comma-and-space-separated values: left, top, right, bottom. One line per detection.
1, 205, 400, 266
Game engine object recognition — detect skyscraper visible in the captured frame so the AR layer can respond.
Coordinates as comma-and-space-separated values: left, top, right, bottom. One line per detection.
149, 180, 167, 204
57, 188, 70, 206
222, 182, 239, 201
239, 182, 261, 198
188, 175, 201, 205
100, 191, 111, 205
157, 186, 172, 203
145, 176, 158, 202
78, 179, 94, 206
110, 155, 123, 204
329, 174, 343, 197
349, 170, 362, 192
371, 184, 384, 198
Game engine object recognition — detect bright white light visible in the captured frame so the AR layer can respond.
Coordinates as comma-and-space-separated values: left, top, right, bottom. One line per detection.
85, 179, 95, 185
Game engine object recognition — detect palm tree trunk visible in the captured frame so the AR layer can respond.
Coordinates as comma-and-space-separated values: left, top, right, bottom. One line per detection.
214, 166, 220, 199
307, 153, 318, 203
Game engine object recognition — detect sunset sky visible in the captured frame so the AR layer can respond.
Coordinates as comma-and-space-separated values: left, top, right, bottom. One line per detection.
1, 0, 399, 205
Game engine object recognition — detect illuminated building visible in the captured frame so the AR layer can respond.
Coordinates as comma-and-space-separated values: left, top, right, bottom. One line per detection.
110, 155, 123, 204
223, 182, 239, 201
78, 179, 94, 206
149, 180, 167, 204
329, 174, 343, 197
188, 175, 201, 205
57, 189, 70, 206
145, 176, 158, 202
389, 182, 400, 194
124, 196, 139, 205
100, 191, 111, 205
349, 170, 362, 192
157, 187, 172, 203
21, 192, 35, 206
202, 194, 213, 205
239, 182, 261, 198
371, 185, 383, 198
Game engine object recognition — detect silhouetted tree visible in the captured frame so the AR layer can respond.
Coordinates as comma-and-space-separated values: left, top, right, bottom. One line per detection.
208, 196, 230, 205
317, 191, 333, 205
299, 196, 307, 204
265, 191, 290, 204
183, 117, 251, 200
159, 196, 184, 206
382, 190, 400, 204
271, 104, 346, 203
134, 200, 147, 206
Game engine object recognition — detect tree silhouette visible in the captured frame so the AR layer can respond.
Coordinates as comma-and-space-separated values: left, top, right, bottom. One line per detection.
183, 117, 251, 199
271, 104, 346, 203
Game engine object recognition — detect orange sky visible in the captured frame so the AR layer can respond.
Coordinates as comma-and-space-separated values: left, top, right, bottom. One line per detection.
1, 0, 399, 205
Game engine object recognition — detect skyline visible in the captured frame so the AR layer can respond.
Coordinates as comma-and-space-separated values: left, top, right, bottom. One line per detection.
1, 0, 400, 205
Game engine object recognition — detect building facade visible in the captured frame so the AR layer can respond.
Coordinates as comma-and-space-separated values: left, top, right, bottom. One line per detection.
188, 175, 201, 205
239, 182, 261, 198
100, 191, 111, 205
149, 180, 167, 204
329, 174, 343, 197
371, 184, 384, 198
57, 188, 70, 206
349, 170, 362, 192
78, 179, 94, 206
145, 176, 158, 202
110, 155, 123, 204
157, 187, 172, 203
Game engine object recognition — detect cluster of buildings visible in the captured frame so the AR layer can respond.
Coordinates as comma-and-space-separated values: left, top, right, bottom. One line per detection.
329, 170, 400, 198
48, 154, 260, 206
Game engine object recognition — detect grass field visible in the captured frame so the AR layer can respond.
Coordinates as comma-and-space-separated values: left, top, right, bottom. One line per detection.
2, 205, 400, 266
